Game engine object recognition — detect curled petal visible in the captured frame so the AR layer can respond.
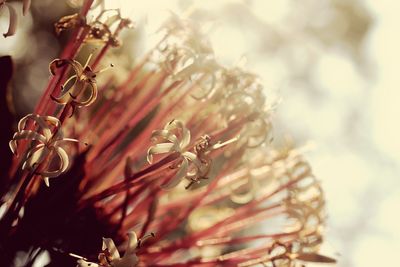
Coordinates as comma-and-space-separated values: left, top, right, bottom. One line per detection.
61, 74, 78, 93
2, 3, 17, 38
17, 114, 57, 140
51, 91, 72, 105
229, 176, 256, 204
182, 151, 203, 177
102, 237, 120, 260
22, 145, 48, 172
42, 115, 62, 129
151, 129, 180, 147
51, 78, 85, 105
54, 147, 69, 174
72, 81, 98, 107
161, 49, 178, 74
191, 72, 217, 100
245, 117, 272, 148
76, 259, 100, 267
125, 231, 138, 255
54, 13, 84, 35
22, 0, 31, 16
222, 92, 256, 121
161, 157, 188, 189
9, 130, 47, 155
43, 177, 50, 187
9, 140, 17, 155
38, 147, 70, 187
147, 143, 175, 163
165, 119, 190, 148
49, 59, 83, 76
173, 60, 197, 81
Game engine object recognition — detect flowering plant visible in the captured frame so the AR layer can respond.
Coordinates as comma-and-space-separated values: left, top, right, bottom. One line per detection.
0, 1, 336, 266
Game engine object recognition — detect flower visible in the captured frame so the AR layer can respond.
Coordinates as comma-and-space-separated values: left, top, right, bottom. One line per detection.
0, 4, 336, 267
49, 55, 110, 115
262, 241, 336, 267
9, 114, 81, 186
77, 231, 152, 267
155, 12, 222, 99
54, 13, 85, 35
164, 46, 220, 97
147, 119, 210, 189
55, 8, 133, 46
85, 9, 133, 47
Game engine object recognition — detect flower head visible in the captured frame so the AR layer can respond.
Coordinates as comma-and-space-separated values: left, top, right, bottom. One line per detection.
0, 6, 335, 267
49, 55, 111, 115
9, 114, 81, 186
147, 119, 211, 189
77, 231, 153, 267
55, 8, 133, 46
85, 9, 133, 47
54, 13, 86, 35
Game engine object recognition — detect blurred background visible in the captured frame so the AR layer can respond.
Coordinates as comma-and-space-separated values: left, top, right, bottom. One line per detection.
1, 0, 399, 266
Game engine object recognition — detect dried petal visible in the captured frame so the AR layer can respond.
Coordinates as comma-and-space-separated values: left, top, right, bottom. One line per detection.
22, 145, 49, 171
150, 129, 180, 147
39, 147, 70, 179
49, 59, 83, 76
125, 231, 138, 255
165, 119, 190, 148
9, 130, 47, 155
3, 3, 17, 38
17, 114, 56, 140
76, 259, 100, 267
147, 120, 191, 164
102, 237, 120, 260
147, 143, 175, 163
161, 157, 189, 189
54, 13, 84, 35
73, 81, 98, 107
11, 114, 81, 185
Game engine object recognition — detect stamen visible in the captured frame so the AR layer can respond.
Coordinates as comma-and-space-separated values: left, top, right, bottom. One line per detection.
68, 253, 88, 260
84, 53, 93, 69
96, 63, 114, 74
211, 136, 239, 150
